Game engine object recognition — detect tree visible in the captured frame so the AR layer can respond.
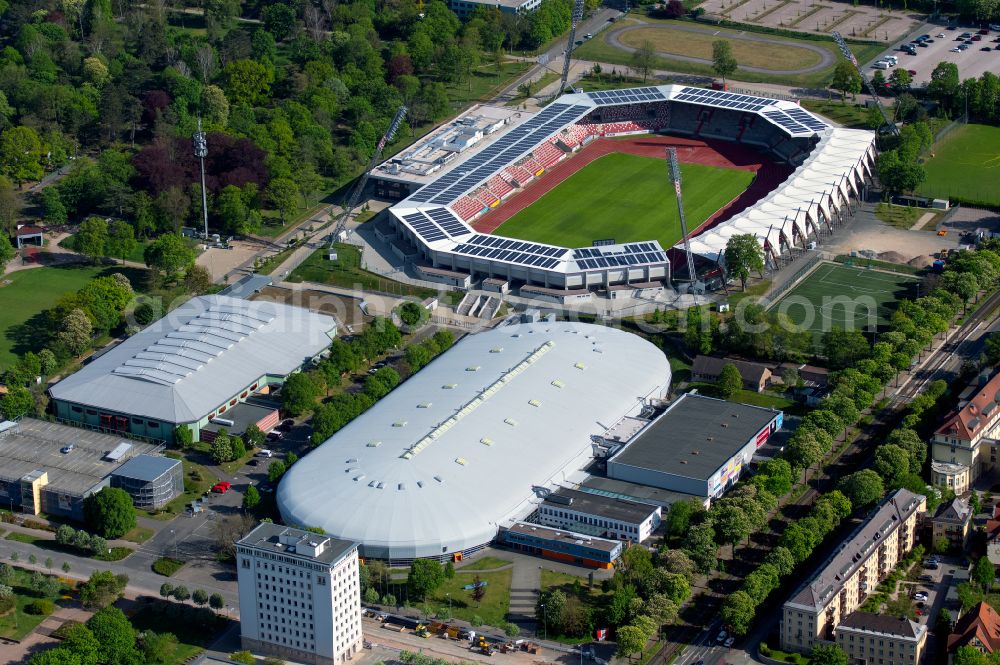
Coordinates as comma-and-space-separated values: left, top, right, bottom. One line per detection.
1, 385, 33, 420
61, 622, 101, 665
873, 444, 910, 487
267, 460, 287, 483
831, 61, 862, 101
29, 648, 83, 665
889, 68, 912, 95
712, 40, 738, 84
79, 571, 128, 609
211, 431, 234, 464
838, 470, 885, 508
192, 589, 209, 606
139, 630, 179, 665
172, 585, 190, 602
616, 625, 647, 659
210, 593, 225, 611
943, 272, 980, 313
928, 61, 960, 110
267, 177, 298, 223
665, 499, 697, 541
973, 556, 995, 592
243, 485, 261, 511
87, 606, 141, 665
144, 234, 195, 277
282, 372, 321, 416
0, 126, 45, 183
244, 424, 266, 450
811, 644, 848, 665
224, 60, 274, 106
470, 574, 486, 606
106, 220, 136, 265
0, 227, 14, 269
76, 217, 109, 263
786, 431, 823, 480
159, 582, 173, 597
724, 234, 764, 291
954, 646, 989, 665
755, 458, 793, 497
717, 363, 743, 399
407, 559, 444, 601
659, 549, 696, 580
631, 40, 656, 83
714, 503, 753, 554
720, 590, 755, 635
84, 487, 136, 539
822, 329, 871, 369
683, 521, 718, 573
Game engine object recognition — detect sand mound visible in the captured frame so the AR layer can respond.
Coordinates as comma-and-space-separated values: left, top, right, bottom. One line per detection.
877, 250, 909, 264
907, 255, 934, 268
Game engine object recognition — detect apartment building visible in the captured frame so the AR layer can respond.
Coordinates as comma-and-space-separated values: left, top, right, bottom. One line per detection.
947, 602, 1000, 659
781, 489, 926, 653
930, 498, 973, 550
931, 371, 1000, 492
236, 524, 363, 665
834, 612, 927, 665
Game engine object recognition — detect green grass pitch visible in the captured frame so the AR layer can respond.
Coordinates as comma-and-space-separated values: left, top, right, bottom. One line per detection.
492, 153, 755, 249
917, 123, 1000, 207
770, 262, 920, 334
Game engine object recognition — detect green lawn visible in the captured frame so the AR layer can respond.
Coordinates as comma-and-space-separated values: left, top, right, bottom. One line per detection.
121, 525, 155, 544
0, 265, 106, 366
494, 153, 752, 249
460, 556, 512, 571
152, 557, 186, 576
287, 244, 438, 298
423, 569, 513, 627
128, 599, 233, 665
0, 568, 67, 640
445, 61, 532, 110
917, 123, 1000, 206
770, 262, 920, 333
800, 99, 873, 129
686, 382, 800, 413
538, 569, 609, 644
5, 531, 44, 544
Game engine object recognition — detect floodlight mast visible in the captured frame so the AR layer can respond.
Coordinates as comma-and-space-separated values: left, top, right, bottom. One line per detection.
328, 105, 408, 253
667, 148, 697, 283
193, 117, 209, 241
830, 31, 899, 136
554, 0, 586, 102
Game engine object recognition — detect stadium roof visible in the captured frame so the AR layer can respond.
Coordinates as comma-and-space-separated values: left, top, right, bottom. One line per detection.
277, 321, 671, 561
609, 393, 780, 482
111, 454, 181, 482
50, 295, 336, 424
686, 128, 876, 263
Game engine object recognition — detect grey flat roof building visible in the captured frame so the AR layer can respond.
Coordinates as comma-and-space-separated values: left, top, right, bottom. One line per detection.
238, 522, 357, 566
578, 477, 709, 509
110, 454, 183, 510
544, 488, 658, 524
112, 455, 180, 482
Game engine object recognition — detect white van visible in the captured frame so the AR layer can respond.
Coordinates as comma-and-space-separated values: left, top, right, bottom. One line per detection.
884, 55, 898, 65
872, 61, 890, 69
255, 449, 274, 458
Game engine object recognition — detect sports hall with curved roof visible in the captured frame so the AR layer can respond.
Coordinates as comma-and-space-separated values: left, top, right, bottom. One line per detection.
277, 320, 671, 562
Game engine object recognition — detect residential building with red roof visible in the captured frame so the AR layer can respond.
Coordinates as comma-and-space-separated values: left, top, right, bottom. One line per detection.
948, 602, 1000, 657
931, 370, 1000, 495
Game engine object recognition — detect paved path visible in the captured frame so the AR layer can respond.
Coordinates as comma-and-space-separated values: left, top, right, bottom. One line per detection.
605, 20, 836, 75
507, 561, 541, 637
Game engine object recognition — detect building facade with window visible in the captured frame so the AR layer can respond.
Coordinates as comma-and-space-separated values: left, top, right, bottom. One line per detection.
834, 612, 927, 665
236, 524, 362, 665
931, 370, 1000, 492
780, 489, 926, 653
537, 488, 661, 542
50, 296, 336, 442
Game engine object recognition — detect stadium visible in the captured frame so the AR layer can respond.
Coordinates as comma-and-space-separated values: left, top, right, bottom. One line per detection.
276, 319, 672, 563
372, 85, 877, 297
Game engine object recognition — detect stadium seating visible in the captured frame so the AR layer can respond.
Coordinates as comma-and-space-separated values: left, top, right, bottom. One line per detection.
534, 142, 564, 168
488, 174, 514, 199
453, 196, 487, 221
506, 165, 534, 187
522, 157, 544, 175
476, 187, 500, 208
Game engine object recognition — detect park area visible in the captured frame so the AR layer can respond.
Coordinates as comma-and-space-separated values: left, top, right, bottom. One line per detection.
917, 124, 1000, 207
287, 244, 437, 299
770, 262, 919, 334
0, 265, 107, 367
493, 153, 753, 249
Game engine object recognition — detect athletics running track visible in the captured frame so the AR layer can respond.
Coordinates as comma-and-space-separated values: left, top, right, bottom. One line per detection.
470, 135, 793, 242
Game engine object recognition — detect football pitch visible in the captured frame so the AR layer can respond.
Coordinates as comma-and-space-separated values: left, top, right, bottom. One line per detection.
492, 153, 754, 249
770, 263, 920, 333
916, 123, 1000, 207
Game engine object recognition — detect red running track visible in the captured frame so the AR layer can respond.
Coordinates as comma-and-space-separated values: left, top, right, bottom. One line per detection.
471, 135, 793, 239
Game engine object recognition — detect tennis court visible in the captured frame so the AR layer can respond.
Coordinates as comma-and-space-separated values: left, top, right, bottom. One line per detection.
770, 262, 920, 333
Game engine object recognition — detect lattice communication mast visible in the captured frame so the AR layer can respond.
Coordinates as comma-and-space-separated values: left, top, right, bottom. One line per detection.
667, 148, 698, 284
554, 0, 586, 102
328, 106, 407, 258
830, 31, 899, 136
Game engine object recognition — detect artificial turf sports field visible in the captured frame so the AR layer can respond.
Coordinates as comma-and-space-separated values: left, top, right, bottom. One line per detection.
916, 123, 1000, 206
770, 262, 920, 333
492, 153, 754, 249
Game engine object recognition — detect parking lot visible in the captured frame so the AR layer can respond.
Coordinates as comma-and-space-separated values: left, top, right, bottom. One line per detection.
873, 25, 1000, 88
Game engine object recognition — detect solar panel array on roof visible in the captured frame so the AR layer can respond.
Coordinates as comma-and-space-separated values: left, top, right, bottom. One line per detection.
424, 207, 471, 237
785, 107, 828, 132
111, 303, 274, 386
762, 109, 817, 135
673, 86, 772, 112
407, 103, 590, 206
587, 87, 666, 105
402, 212, 446, 243
452, 233, 566, 269
572, 242, 668, 271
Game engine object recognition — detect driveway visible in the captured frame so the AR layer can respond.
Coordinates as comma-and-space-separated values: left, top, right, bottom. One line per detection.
605, 21, 836, 75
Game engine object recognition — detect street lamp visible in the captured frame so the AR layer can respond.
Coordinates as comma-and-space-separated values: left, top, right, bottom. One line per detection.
446, 593, 451, 616
540, 603, 547, 640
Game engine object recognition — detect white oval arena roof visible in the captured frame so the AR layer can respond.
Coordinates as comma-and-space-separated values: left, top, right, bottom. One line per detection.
277, 321, 671, 560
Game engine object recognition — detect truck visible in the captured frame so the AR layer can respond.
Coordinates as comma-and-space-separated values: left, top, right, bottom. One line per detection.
381, 623, 405, 632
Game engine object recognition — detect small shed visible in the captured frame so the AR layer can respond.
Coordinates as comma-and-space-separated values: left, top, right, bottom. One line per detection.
15, 224, 44, 248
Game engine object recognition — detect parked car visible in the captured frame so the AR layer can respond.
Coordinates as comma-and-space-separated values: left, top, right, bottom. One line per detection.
979, 28, 989, 34
920, 574, 934, 582
908, 69, 917, 75
277, 418, 294, 431
266, 430, 283, 442
60, 444, 75, 454
725, 637, 735, 647
914, 592, 928, 601
247, 459, 259, 467
973, 34, 983, 40
873, 61, 890, 69
255, 449, 274, 458
918, 41, 929, 47
716, 630, 728, 642
938, 33, 946, 37
211, 482, 231, 494
951, 47, 963, 52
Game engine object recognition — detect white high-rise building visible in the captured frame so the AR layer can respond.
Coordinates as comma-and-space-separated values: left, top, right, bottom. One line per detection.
236, 523, 363, 665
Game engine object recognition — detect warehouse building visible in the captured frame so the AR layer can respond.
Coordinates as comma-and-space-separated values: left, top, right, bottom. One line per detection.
0, 418, 164, 520
499, 522, 623, 569
109, 455, 183, 510
606, 393, 782, 500
50, 295, 336, 442
237, 523, 362, 665
278, 320, 671, 563
537, 488, 661, 542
